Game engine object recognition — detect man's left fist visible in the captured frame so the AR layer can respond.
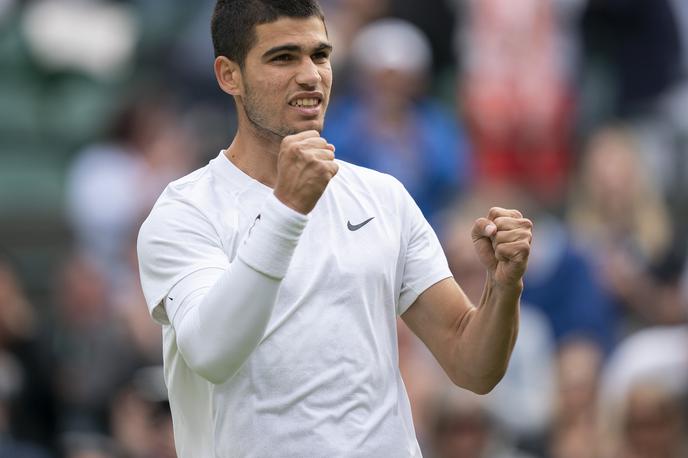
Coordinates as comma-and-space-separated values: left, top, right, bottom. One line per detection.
471, 207, 533, 288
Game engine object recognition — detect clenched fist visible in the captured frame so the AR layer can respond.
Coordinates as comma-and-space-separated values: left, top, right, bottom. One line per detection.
274, 130, 339, 214
471, 207, 533, 289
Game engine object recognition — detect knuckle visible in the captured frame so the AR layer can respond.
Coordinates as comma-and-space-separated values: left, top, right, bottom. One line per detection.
494, 216, 509, 225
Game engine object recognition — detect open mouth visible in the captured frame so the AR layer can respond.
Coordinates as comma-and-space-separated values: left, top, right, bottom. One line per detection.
288, 97, 322, 108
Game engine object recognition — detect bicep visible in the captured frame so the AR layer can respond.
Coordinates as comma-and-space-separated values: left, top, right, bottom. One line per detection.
401, 277, 475, 370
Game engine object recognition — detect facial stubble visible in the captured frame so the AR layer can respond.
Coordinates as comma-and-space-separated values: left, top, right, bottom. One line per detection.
240, 76, 325, 140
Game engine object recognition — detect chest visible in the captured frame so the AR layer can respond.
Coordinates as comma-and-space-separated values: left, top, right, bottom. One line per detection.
300, 187, 402, 283
222, 185, 404, 301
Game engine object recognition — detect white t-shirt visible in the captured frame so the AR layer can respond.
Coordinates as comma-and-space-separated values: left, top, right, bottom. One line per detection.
137, 152, 451, 457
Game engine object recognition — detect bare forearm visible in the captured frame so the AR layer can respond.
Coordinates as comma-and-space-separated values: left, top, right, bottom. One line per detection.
403, 208, 530, 394
452, 274, 521, 393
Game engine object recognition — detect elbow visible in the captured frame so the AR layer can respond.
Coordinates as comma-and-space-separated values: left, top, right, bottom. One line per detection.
461, 376, 501, 395
449, 366, 508, 395
177, 330, 243, 385
183, 347, 239, 385
197, 362, 234, 385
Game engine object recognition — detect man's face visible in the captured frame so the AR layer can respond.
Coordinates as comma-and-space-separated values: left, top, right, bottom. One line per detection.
238, 16, 332, 138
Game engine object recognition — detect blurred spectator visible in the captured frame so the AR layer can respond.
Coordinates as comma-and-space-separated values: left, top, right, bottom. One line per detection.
109, 367, 174, 458
548, 338, 604, 458
388, 0, 456, 76
603, 383, 688, 458
579, 0, 688, 235
324, 19, 471, 222
66, 91, 198, 291
568, 125, 679, 329
111, 235, 163, 368
319, 0, 389, 79
454, 0, 583, 206
51, 254, 141, 435
61, 432, 119, 458
600, 325, 688, 417
568, 126, 672, 267
525, 209, 618, 350
427, 386, 537, 458
599, 325, 688, 457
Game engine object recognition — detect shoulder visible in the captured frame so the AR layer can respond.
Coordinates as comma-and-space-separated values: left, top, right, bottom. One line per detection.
138, 164, 228, 251
162, 164, 217, 207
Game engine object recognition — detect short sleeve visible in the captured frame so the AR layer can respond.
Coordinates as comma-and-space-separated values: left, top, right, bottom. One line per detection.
397, 184, 452, 315
137, 192, 230, 325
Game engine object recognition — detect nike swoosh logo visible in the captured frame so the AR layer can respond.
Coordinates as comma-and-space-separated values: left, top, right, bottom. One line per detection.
347, 217, 375, 231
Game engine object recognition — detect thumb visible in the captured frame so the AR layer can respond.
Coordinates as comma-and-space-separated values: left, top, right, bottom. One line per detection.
471, 217, 498, 270
471, 218, 497, 241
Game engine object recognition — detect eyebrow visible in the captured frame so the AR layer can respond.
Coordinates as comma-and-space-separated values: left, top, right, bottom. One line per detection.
262, 42, 333, 59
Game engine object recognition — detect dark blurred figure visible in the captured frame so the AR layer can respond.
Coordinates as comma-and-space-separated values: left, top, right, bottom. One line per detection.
387, 0, 456, 75
324, 18, 472, 222
51, 254, 141, 435
61, 432, 120, 458
111, 234, 163, 370
580, 0, 683, 119
0, 251, 55, 452
0, 352, 53, 458
109, 367, 174, 458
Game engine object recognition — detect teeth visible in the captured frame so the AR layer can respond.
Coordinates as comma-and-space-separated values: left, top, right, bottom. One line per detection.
291, 98, 319, 108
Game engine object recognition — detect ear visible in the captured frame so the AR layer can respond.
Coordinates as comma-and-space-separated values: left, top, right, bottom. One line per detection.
214, 56, 242, 96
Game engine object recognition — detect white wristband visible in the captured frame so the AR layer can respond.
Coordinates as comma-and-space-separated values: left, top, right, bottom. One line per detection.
237, 193, 308, 279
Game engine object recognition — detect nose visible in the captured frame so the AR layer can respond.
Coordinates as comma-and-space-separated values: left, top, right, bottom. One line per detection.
295, 58, 322, 87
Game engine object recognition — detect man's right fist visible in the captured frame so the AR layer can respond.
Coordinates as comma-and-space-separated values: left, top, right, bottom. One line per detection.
273, 130, 338, 215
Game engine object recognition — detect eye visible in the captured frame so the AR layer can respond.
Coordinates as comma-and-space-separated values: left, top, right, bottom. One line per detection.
312, 51, 331, 63
271, 54, 294, 63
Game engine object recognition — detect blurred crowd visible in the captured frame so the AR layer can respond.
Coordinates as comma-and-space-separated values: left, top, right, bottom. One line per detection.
1, 0, 688, 457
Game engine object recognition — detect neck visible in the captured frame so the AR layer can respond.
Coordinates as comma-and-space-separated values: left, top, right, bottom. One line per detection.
225, 123, 281, 188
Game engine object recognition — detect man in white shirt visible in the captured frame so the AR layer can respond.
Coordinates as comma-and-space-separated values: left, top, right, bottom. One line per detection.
137, 1, 533, 456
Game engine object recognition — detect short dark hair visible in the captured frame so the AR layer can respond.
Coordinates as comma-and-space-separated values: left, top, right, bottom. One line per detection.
211, 0, 325, 66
